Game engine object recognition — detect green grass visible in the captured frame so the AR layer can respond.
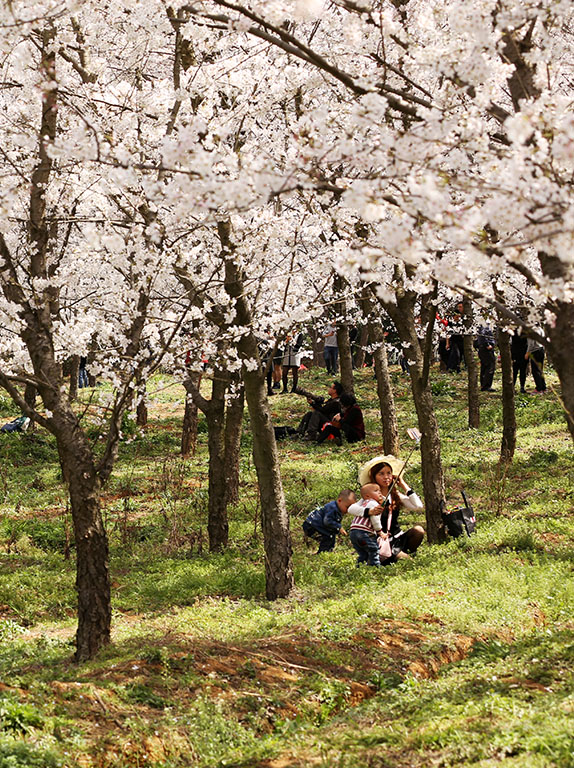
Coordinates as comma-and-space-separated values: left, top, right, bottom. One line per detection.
0, 366, 573, 766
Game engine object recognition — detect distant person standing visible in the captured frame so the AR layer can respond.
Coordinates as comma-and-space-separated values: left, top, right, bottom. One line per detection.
445, 302, 465, 373
474, 324, 496, 391
511, 331, 528, 393
78, 356, 89, 388
281, 332, 304, 393
323, 324, 339, 375
526, 336, 547, 394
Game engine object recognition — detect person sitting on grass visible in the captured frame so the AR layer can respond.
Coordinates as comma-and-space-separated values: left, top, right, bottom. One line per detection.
358, 455, 425, 563
348, 483, 388, 566
302, 488, 357, 553
317, 393, 365, 445
298, 381, 343, 441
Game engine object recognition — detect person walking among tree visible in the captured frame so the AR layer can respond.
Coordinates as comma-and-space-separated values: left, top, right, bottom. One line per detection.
445, 302, 465, 373
526, 335, 547, 394
323, 323, 339, 375
78, 356, 89, 388
511, 330, 528, 393
474, 322, 496, 391
281, 331, 304, 393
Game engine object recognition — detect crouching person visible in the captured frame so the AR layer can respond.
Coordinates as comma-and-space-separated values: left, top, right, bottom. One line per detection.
302, 489, 356, 553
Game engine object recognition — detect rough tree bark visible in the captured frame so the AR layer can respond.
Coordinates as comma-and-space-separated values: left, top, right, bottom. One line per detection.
463, 298, 479, 429
68, 356, 79, 403
221, 222, 293, 599
333, 274, 354, 394
184, 369, 229, 551
224, 378, 244, 506
354, 323, 369, 369
0, 31, 151, 660
498, 327, 516, 463
376, 270, 447, 544
24, 383, 37, 432
539, 253, 574, 441
181, 371, 201, 457
136, 375, 148, 427
359, 289, 399, 454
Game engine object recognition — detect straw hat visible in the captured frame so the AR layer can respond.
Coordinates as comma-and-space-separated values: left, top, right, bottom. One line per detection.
358, 455, 405, 486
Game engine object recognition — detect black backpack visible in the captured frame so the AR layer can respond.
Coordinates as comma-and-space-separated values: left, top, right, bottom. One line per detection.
442, 491, 476, 538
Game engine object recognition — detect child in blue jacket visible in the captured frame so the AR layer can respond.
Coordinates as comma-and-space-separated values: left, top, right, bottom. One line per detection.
302, 489, 357, 553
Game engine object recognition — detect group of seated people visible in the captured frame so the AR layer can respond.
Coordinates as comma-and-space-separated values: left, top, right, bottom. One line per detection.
303, 455, 425, 566
274, 381, 365, 446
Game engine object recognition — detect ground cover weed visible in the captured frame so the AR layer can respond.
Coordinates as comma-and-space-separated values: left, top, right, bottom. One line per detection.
0, 367, 572, 767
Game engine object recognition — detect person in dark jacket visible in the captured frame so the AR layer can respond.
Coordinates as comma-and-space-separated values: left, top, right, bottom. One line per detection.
298, 381, 343, 440
474, 323, 496, 391
302, 489, 356, 552
445, 302, 465, 373
511, 331, 528, 393
525, 336, 547, 393
317, 393, 365, 445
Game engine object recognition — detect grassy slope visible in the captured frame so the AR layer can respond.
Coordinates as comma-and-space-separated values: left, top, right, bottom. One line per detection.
0, 365, 573, 768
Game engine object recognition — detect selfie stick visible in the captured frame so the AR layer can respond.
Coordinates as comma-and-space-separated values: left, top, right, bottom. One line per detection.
382, 428, 422, 507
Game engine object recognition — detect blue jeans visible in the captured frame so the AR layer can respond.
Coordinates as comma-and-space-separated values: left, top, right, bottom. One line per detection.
323, 346, 339, 374
303, 521, 336, 552
350, 528, 380, 566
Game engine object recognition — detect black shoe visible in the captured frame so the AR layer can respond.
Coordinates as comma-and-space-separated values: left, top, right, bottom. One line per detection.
273, 382, 280, 389
267, 389, 275, 396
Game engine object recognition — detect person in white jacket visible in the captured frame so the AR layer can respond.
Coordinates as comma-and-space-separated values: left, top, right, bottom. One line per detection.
357, 455, 425, 563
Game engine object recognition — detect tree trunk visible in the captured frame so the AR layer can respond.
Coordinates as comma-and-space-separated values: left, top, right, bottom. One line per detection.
70, 480, 110, 662
186, 371, 229, 552
308, 326, 322, 368
498, 328, 516, 463
538, 253, 574, 441
181, 372, 200, 456
547, 302, 574, 441
337, 323, 354, 394
354, 323, 369, 369
241, 365, 293, 598
224, 379, 244, 506
381, 280, 447, 544
222, 243, 293, 599
408, 367, 447, 543
24, 383, 37, 432
54, 423, 111, 662
334, 275, 354, 394
463, 299, 479, 428
136, 376, 148, 427
205, 385, 228, 552
360, 290, 399, 454
68, 356, 79, 403
372, 325, 400, 455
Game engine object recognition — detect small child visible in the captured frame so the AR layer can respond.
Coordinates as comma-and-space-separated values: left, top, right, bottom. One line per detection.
348, 483, 388, 566
302, 489, 357, 553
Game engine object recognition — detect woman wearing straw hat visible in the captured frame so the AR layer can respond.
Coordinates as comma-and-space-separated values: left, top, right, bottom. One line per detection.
355, 455, 425, 563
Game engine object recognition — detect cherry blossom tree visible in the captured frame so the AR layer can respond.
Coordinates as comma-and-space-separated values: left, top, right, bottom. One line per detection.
184, 0, 574, 441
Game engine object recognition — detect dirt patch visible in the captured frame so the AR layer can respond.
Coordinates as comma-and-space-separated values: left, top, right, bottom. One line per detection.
355, 620, 474, 679
25, 617, 475, 768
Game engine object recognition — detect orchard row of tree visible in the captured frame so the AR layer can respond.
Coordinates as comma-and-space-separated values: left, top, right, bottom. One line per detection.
1, 0, 573, 660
